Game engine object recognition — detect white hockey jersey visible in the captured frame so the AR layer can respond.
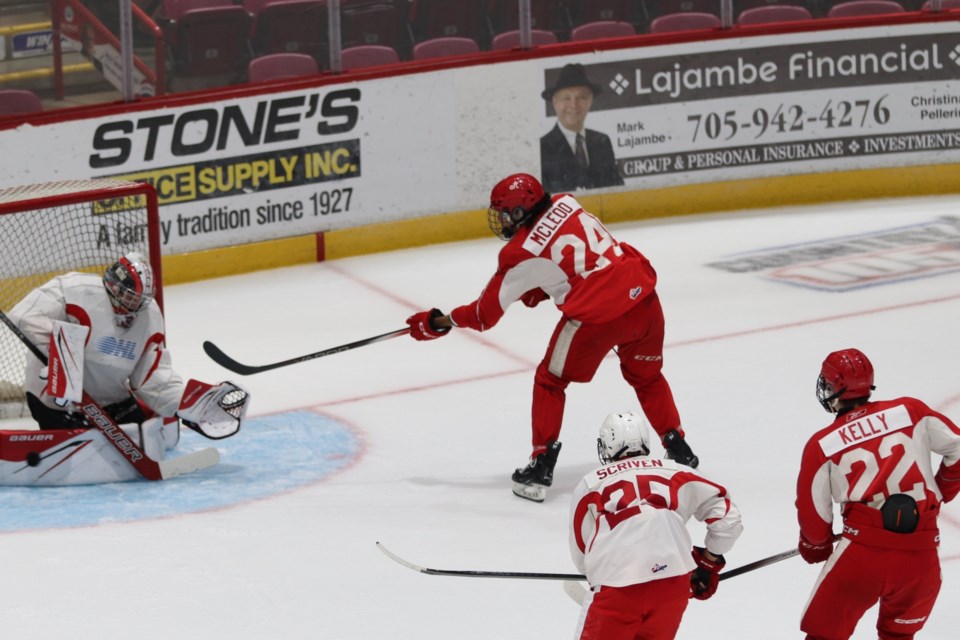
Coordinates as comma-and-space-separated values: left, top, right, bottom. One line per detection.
8, 272, 184, 418
569, 457, 742, 588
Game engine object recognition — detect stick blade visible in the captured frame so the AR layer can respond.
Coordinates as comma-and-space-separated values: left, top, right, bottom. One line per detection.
158, 447, 220, 479
203, 341, 260, 376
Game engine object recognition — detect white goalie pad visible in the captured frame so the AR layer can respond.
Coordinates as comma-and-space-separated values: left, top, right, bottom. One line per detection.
178, 379, 250, 440
45, 320, 89, 403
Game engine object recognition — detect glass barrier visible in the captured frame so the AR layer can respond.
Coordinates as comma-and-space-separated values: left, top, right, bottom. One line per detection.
0, 0, 951, 115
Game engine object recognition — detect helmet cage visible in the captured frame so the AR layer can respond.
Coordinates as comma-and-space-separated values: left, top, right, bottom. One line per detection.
487, 173, 548, 241
816, 374, 841, 412
816, 348, 875, 412
104, 253, 154, 326
487, 205, 534, 240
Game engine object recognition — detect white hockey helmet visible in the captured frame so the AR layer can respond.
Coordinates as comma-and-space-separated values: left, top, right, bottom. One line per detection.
103, 251, 155, 328
597, 411, 651, 465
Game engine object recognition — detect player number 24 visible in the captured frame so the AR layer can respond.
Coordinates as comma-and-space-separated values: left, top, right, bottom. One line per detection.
551, 213, 623, 278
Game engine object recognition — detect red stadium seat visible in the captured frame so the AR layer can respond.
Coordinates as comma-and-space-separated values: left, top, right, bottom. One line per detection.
408, 0, 488, 46
340, 0, 409, 52
648, 11, 722, 32
490, 29, 558, 50
165, 5, 251, 79
411, 36, 480, 60
737, 4, 814, 23
643, 0, 722, 21
735, 0, 814, 11
565, 0, 635, 27
244, 0, 328, 62
487, 0, 569, 40
826, 0, 906, 16
340, 44, 401, 69
248, 52, 319, 82
161, 0, 232, 21
569, 20, 636, 41
0, 89, 43, 116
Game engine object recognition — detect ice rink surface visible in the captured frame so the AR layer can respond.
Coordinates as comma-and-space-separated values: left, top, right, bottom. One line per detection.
3, 194, 960, 639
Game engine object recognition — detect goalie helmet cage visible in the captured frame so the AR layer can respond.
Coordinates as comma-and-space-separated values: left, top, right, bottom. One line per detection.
0, 179, 162, 419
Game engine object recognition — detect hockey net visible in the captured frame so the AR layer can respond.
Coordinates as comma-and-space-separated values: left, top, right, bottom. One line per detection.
0, 179, 162, 419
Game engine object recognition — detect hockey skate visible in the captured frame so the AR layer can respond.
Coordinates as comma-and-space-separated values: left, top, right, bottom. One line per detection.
663, 429, 699, 468
511, 441, 562, 503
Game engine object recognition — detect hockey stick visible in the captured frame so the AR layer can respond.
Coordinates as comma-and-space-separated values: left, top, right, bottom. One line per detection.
379, 539, 837, 587
0, 310, 219, 481
203, 328, 409, 375
376, 542, 584, 581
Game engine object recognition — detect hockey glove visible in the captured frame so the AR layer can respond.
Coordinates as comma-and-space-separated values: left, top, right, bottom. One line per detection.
663, 429, 700, 468
690, 546, 725, 600
935, 460, 960, 503
520, 288, 549, 308
798, 533, 833, 564
406, 308, 451, 341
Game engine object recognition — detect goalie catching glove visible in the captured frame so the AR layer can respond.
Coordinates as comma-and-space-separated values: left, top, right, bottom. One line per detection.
177, 379, 250, 439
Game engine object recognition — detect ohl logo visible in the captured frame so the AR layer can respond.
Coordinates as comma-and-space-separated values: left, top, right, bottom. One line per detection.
96, 336, 138, 360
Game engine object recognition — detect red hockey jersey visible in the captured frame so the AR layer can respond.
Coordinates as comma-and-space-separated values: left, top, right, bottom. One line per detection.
449, 194, 657, 331
796, 397, 960, 546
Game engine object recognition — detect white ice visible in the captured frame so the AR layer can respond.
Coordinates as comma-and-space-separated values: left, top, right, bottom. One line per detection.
2, 194, 959, 639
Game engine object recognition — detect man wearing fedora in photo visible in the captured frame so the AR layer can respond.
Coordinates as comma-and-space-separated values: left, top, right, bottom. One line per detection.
540, 63, 624, 194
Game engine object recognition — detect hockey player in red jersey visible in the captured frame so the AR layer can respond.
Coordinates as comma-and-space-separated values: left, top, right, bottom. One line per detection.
406, 173, 699, 502
570, 412, 742, 639
8, 252, 249, 461
796, 348, 960, 640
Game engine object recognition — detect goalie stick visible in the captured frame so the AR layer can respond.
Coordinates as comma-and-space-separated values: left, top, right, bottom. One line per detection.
0, 310, 219, 481
203, 328, 409, 375
378, 539, 839, 587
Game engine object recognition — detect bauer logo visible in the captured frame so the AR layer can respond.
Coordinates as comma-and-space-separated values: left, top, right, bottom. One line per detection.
706, 216, 960, 292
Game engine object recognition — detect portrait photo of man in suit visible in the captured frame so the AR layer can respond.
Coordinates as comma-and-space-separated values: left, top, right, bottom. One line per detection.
540, 63, 624, 194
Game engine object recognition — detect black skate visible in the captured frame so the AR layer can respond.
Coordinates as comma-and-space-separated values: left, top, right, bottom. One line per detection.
663, 429, 699, 468
511, 441, 562, 503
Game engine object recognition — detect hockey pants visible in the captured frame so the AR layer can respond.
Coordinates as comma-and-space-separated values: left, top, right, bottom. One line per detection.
530, 291, 681, 453
575, 575, 690, 640
801, 538, 941, 640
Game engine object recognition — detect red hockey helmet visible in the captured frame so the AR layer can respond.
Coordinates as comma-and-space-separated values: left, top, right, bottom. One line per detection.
103, 251, 155, 328
487, 173, 549, 240
816, 348, 875, 412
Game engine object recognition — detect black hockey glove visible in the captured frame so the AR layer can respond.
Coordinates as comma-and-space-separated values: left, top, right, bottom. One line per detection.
663, 429, 699, 468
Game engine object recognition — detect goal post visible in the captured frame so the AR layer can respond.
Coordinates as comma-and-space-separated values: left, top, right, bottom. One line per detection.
0, 179, 162, 419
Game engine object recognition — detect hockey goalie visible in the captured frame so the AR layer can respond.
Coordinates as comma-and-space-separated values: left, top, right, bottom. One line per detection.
0, 252, 250, 485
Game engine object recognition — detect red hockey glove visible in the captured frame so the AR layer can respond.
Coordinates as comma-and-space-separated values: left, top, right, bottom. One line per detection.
690, 546, 725, 600
935, 461, 960, 503
406, 308, 450, 341
798, 533, 833, 564
520, 288, 549, 308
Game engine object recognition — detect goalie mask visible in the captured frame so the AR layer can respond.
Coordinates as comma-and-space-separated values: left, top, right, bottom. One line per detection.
597, 412, 651, 465
816, 348, 875, 413
103, 252, 155, 328
487, 173, 551, 240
